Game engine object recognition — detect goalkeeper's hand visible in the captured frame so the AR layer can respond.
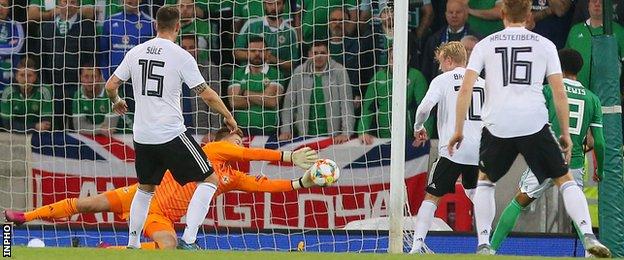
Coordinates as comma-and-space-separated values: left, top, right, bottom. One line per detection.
283, 147, 318, 170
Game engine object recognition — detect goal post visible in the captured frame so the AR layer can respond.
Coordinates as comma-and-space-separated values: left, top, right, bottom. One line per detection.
388, 0, 409, 254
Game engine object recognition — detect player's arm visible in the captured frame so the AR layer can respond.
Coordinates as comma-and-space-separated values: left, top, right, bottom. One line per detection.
468, 1, 502, 20
592, 126, 606, 180
105, 75, 128, 115
246, 82, 282, 109
194, 82, 237, 131
412, 79, 441, 147
449, 69, 478, 154
546, 74, 572, 160
207, 142, 318, 169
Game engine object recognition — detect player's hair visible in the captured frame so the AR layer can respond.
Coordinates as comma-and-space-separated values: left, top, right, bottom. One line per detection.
80, 60, 101, 74
17, 55, 38, 70
312, 40, 329, 50
558, 48, 584, 76
181, 34, 198, 44
502, 0, 532, 23
460, 35, 479, 44
435, 41, 467, 65
156, 6, 180, 31
214, 127, 244, 141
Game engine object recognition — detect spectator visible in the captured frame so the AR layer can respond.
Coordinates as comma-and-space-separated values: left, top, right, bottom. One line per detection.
0, 56, 53, 133
566, 0, 624, 88
328, 7, 375, 105
280, 41, 354, 143
233, 0, 296, 33
27, 0, 94, 22
360, 0, 433, 40
71, 62, 118, 135
358, 47, 428, 145
41, 0, 96, 88
461, 34, 479, 59
40, 0, 96, 130
179, 0, 215, 63
375, 5, 393, 67
180, 34, 222, 143
466, 0, 503, 36
228, 36, 283, 136
422, 0, 478, 82
300, 0, 358, 44
0, 0, 25, 89
234, 0, 300, 76
99, 0, 154, 80
525, 0, 573, 48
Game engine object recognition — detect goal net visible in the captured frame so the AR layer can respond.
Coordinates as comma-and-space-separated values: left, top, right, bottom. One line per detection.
1, 0, 470, 253
0, 0, 590, 255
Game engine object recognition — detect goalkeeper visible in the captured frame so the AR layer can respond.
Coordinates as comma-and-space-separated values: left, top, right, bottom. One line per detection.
488, 49, 605, 254
5, 127, 320, 249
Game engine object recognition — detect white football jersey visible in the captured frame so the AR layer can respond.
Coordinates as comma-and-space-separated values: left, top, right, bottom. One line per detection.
417, 67, 485, 165
114, 37, 205, 144
466, 27, 562, 138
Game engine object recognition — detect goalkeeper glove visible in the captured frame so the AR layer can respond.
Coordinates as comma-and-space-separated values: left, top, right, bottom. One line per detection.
292, 166, 317, 189
282, 147, 318, 170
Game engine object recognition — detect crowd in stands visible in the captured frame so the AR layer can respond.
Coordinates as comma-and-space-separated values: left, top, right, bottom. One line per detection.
0, 0, 623, 143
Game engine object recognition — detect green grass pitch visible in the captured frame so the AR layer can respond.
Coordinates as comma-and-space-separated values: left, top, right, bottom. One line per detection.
9, 247, 579, 260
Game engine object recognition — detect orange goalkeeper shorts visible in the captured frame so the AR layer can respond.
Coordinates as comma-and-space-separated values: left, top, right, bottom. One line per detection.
103, 184, 175, 238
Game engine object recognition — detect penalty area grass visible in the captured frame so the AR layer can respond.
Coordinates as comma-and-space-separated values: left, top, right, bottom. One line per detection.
9, 247, 579, 260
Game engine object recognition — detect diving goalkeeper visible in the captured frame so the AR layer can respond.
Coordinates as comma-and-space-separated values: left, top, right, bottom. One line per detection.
5, 127, 320, 249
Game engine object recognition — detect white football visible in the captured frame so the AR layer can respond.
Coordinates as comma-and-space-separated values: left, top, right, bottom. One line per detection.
308, 159, 340, 187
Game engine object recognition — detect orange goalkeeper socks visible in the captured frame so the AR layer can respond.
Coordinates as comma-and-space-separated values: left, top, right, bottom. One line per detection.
107, 242, 158, 249
24, 198, 78, 222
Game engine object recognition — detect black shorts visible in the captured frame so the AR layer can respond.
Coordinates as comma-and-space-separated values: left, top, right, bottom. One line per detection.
134, 130, 214, 185
479, 125, 568, 184
426, 157, 478, 197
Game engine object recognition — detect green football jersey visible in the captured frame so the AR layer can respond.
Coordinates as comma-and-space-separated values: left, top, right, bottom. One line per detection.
228, 65, 283, 134
543, 79, 603, 169
0, 85, 53, 126
71, 87, 112, 125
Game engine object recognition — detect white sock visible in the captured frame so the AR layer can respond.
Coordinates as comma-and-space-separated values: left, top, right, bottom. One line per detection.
411, 200, 437, 250
182, 182, 217, 244
127, 188, 153, 248
560, 181, 593, 235
474, 180, 496, 246
464, 188, 476, 203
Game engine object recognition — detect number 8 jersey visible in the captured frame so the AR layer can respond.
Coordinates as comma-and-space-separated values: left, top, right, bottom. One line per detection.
466, 27, 562, 138
113, 37, 206, 144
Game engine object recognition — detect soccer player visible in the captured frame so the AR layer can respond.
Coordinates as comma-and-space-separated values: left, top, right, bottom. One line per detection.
104, 6, 238, 249
489, 49, 605, 253
5, 128, 320, 249
409, 41, 485, 254
448, 0, 610, 257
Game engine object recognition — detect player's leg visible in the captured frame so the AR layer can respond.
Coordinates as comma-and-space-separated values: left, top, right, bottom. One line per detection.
519, 126, 610, 258
490, 169, 546, 251
144, 213, 177, 249
410, 157, 464, 254
128, 141, 166, 248
6, 185, 128, 225
474, 128, 518, 254
166, 131, 218, 248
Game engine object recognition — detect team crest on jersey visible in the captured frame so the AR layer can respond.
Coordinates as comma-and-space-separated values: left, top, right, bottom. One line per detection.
278, 35, 286, 44
99, 104, 107, 112
31, 103, 39, 111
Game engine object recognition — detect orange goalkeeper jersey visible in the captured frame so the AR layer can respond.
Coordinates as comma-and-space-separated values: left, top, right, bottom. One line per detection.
153, 141, 282, 222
